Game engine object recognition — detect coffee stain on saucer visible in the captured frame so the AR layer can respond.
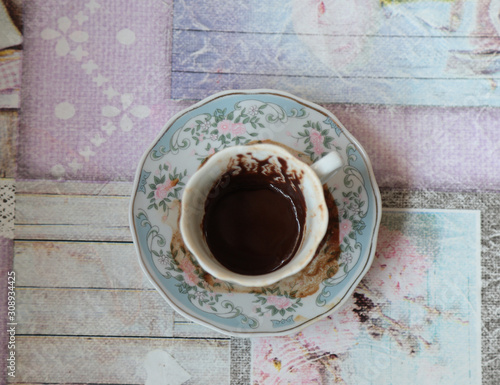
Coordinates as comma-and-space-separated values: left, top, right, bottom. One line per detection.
164, 140, 340, 299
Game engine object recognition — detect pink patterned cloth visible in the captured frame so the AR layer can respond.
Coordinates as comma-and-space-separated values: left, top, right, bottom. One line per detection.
19, 0, 171, 181
252, 211, 481, 384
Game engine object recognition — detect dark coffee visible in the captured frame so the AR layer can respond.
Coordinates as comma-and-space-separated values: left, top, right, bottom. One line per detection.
202, 155, 306, 276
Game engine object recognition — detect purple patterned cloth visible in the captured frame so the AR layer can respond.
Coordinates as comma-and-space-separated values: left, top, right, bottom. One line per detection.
19, 0, 171, 181
17, 0, 500, 192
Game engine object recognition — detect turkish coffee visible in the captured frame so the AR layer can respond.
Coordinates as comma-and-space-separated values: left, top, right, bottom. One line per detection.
202, 155, 306, 276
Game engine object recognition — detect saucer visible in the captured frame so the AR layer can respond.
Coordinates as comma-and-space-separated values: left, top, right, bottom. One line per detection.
130, 89, 382, 337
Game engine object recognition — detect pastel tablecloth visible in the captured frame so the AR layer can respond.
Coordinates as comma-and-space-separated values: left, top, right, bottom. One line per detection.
1, 0, 499, 384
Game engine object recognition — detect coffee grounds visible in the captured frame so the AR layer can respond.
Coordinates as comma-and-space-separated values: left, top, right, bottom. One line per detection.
203, 155, 306, 276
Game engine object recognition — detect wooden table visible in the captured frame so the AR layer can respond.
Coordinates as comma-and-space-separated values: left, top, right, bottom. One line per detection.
2, 0, 499, 383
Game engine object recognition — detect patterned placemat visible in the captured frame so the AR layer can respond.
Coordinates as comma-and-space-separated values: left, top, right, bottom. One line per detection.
251, 209, 481, 384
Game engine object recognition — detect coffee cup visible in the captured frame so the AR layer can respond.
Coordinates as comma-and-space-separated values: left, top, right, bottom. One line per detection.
180, 143, 343, 287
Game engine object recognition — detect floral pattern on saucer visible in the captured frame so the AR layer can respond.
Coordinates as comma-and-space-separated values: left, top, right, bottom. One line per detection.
131, 90, 381, 336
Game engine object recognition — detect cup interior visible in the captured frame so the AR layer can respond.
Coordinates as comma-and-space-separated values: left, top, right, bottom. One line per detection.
180, 144, 329, 287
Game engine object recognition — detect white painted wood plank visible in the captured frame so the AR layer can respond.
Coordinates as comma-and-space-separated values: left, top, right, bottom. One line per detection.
14, 240, 150, 289
173, 30, 488, 79
172, 72, 500, 107
173, 0, 487, 38
16, 288, 175, 337
170, 1, 500, 106
173, 313, 227, 339
0, 111, 18, 178
0, 92, 19, 108
13, 336, 230, 384
14, 241, 225, 338
14, 223, 131, 242
16, 180, 133, 196
15, 194, 131, 241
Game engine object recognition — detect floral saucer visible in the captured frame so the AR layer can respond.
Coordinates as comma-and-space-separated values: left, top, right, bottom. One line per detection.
129, 89, 381, 337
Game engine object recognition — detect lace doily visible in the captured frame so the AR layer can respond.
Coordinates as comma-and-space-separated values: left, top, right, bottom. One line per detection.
0, 179, 15, 238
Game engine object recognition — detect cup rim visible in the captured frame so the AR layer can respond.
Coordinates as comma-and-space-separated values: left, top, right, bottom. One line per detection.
180, 142, 330, 287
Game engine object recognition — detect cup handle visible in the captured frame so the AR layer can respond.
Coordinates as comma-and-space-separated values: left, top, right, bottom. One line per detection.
310, 151, 344, 184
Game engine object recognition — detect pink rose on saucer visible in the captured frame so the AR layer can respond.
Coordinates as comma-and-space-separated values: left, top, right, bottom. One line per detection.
179, 258, 199, 287
310, 129, 323, 145
339, 219, 353, 242
231, 122, 246, 136
267, 295, 292, 310
217, 120, 233, 134
313, 143, 325, 155
154, 178, 178, 201
217, 120, 247, 136
310, 130, 326, 154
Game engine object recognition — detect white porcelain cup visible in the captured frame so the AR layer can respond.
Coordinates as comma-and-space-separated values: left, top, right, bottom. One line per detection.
180, 143, 343, 287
